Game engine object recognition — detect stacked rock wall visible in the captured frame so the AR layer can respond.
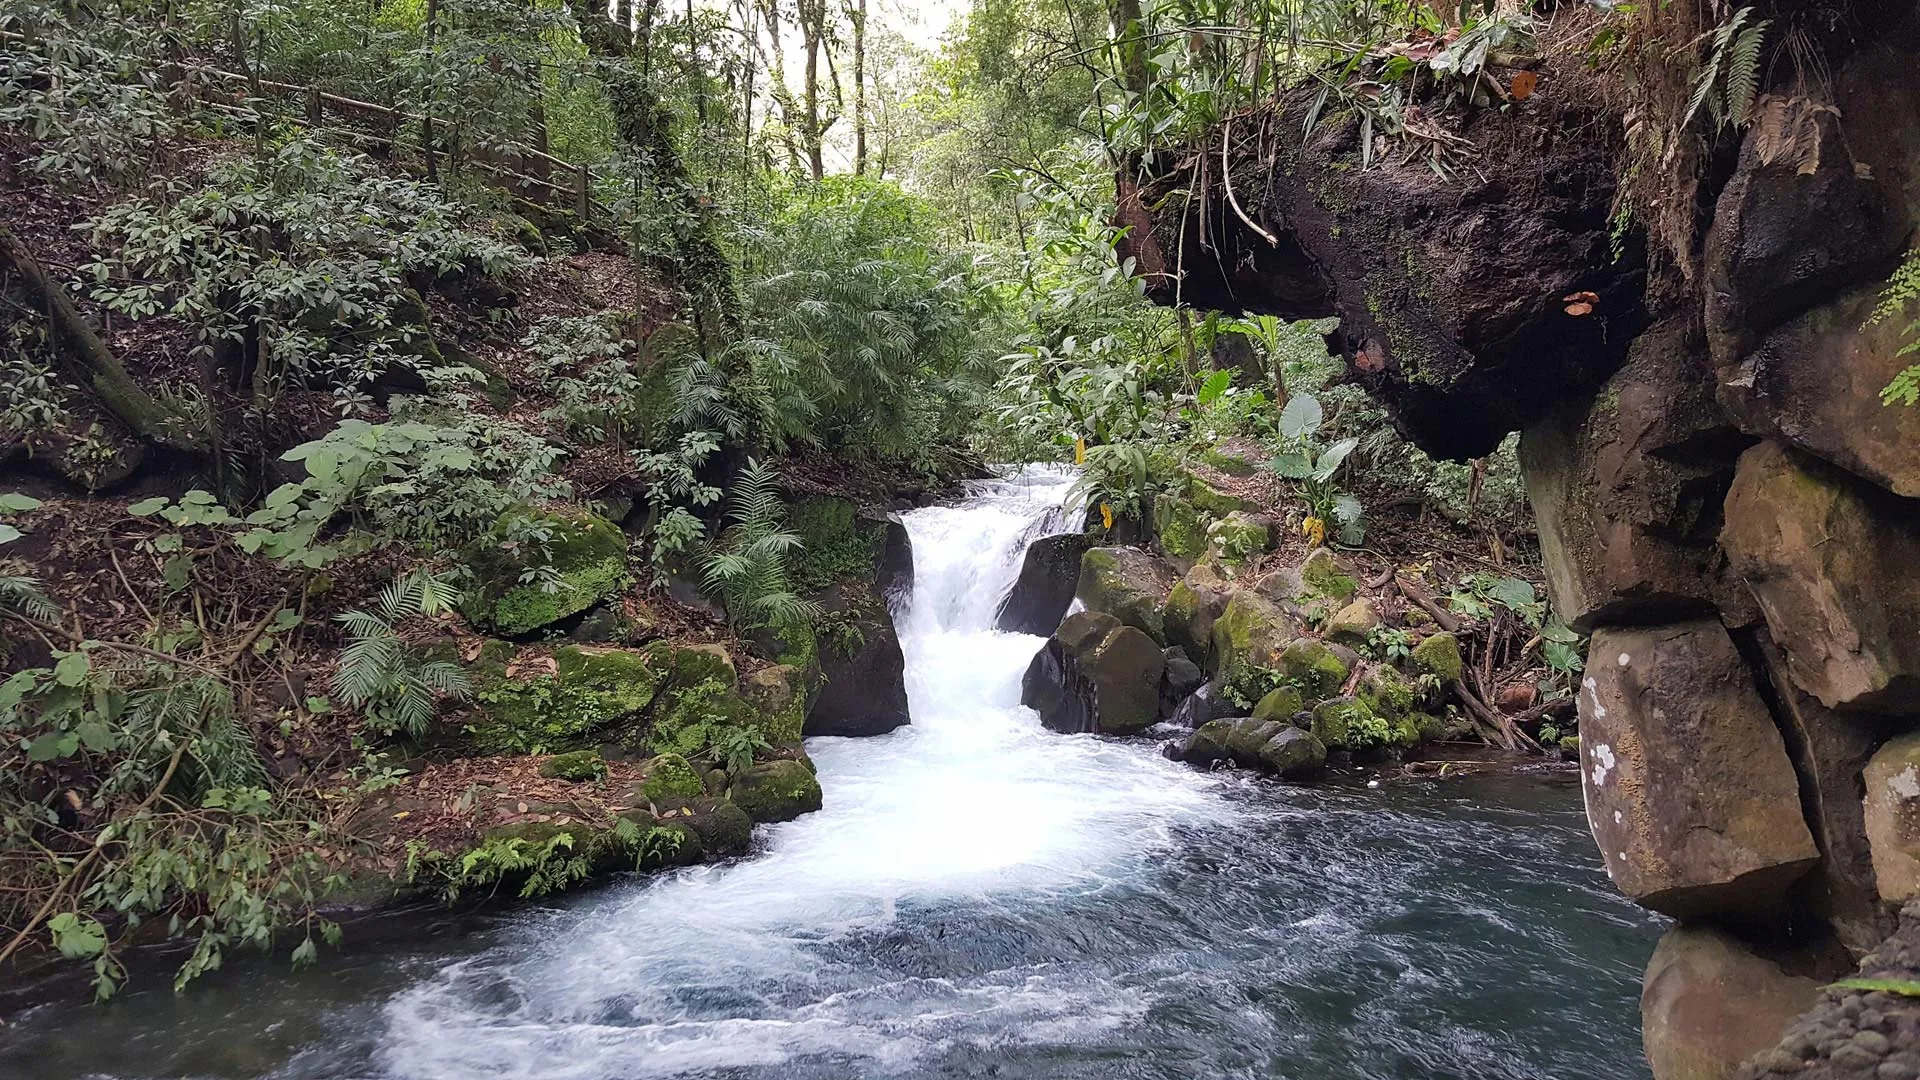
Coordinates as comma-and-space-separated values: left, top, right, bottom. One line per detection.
1125, 10, 1920, 1076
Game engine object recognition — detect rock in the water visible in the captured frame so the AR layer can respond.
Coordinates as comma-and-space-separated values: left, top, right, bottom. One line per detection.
1309, 695, 1392, 752
633, 753, 705, 804
1168, 684, 1228, 730
742, 665, 807, 747
1520, 318, 1755, 632
1076, 546, 1175, 643
1179, 717, 1325, 777
1641, 925, 1820, 1080
1323, 597, 1381, 646
1722, 441, 1920, 714
806, 579, 912, 737
1082, 626, 1166, 735
1579, 620, 1819, 919
1159, 647, 1205, 720
1251, 685, 1305, 724
1056, 610, 1122, 653
1865, 733, 1920, 906
996, 533, 1096, 635
1279, 639, 1349, 701
1021, 638, 1097, 734
727, 759, 823, 823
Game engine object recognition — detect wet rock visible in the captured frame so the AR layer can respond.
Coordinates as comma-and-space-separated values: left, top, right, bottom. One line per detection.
995, 533, 1096, 635
727, 759, 823, 823
806, 578, 912, 737
1159, 647, 1206, 720
1180, 717, 1325, 777
1580, 620, 1819, 919
1021, 638, 1097, 735
1167, 684, 1228, 730
1642, 925, 1821, 1080
1076, 547, 1176, 643
1722, 441, 1920, 714
1057, 610, 1123, 654
1518, 317, 1754, 632
1082, 626, 1166, 736
1309, 695, 1392, 753
1865, 734, 1920, 905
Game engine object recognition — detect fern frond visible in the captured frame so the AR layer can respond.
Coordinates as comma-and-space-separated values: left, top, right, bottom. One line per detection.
1724, 21, 1768, 126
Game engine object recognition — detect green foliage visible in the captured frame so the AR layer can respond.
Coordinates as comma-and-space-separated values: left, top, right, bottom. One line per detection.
1871, 248, 1920, 407
1684, 7, 1768, 133
1073, 441, 1181, 524
1446, 573, 1545, 627
701, 460, 819, 632
1, 650, 340, 1000
1267, 393, 1365, 546
0, 3, 178, 184
333, 571, 471, 739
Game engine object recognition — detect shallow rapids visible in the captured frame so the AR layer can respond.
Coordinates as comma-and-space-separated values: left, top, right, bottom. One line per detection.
1, 467, 1661, 1079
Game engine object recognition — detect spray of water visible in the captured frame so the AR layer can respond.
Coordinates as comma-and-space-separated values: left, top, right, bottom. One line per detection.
372, 466, 1226, 1079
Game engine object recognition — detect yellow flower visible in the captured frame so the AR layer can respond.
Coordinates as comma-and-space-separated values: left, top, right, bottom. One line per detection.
1302, 516, 1326, 548
1074, 437, 1087, 465
1100, 503, 1115, 530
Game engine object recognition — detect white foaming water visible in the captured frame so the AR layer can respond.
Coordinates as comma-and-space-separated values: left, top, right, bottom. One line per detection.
374, 466, 1226, 1080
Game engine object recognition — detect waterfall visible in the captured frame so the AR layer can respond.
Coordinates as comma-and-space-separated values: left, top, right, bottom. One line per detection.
372, 465, 1222, 1079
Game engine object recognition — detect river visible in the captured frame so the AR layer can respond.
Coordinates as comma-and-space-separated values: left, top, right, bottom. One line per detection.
0, 467, 1662, 1080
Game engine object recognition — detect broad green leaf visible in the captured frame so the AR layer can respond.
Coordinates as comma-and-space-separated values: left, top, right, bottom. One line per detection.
127, 497, 169, 516
1313, 438, 1359, 481
0, 493, 42, 512
1196, 369, 1233, 408
1488, 576, 1537, 611
1278, 394, 1323, 440
48, 913, 107, 959
53, 651, 91, 687
0, 524, 19, 545
1267, 452, 1315, 480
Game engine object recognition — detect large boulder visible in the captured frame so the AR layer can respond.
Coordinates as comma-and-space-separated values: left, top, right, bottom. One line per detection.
1721, 441, 1920, 714
1080, 626, 1166, 735
1076, 546, 1175, 643
1152, 495, 1212, 563
1162, 563, 1230, 664
788, 497, 914, 737
1021, 637, 1097, 735
1642, 925, 1821, 1080
466, 644, 666, 755
1720, 285, 1920, 498
464, 508, 629, 637
1518, 318, 1754, 632
1209, 589, 1297, 691
1865, 733, 1920, 906
995, 533, 1095, 635
728, 759, 823, 823
1579, 620, 1819, 919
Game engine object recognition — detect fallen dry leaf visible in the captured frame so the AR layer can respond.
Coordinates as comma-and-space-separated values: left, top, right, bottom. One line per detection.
1511, 71, 1537, 101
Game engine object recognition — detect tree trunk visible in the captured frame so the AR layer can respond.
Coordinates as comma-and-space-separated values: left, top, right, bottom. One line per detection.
0, 225, 192, 447
422, 0, 439, 181
849, 0, 866, 175
753, 0, 806, 175
1108, 0, 1150, 97
798, 0, 828, 179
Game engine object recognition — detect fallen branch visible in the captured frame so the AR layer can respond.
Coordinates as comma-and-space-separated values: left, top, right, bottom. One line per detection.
1392, 574, 1461, 633
0, 224, 192, 448
1220, 117, 1278, 247
1455, 678, 1543, 754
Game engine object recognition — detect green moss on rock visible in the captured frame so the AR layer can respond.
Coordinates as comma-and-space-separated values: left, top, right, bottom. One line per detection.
1279, 639, 1350, 700
636, 753, 706, 804
1075, 547, 1171, 643
1251, 685, 1306, 723
1298, 548, 1358, 603
1188, 474, 1249, 516
1357, 665, 1417, 720
1411, 632, 1465, 683
1310, 695, 1392, 751
742, 664, 807, 747
788, 496, 885, 593
470, 645, 666, 755
728, 758, 824, 823
1210, 589, 1296, 688
468, 508, 629, 636
1208, 511, 1273, 566
1153, 497, 1212, 561
539, 750, 606, 782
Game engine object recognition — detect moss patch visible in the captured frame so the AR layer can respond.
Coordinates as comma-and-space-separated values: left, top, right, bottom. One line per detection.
1279, 639, 1350, 700
1310, 695, 1392, 751
1188, 474, 1249, 516
1299, 548, 1358, 603
788, 496, 885, 593
1153, 496, 1212, 561
1411, 632, 1464, 683
470, 645, 666, 755
636, 753, 705, 803
728, 759, 823, 823
467, 508, 629, 636
538, 750, 606, 782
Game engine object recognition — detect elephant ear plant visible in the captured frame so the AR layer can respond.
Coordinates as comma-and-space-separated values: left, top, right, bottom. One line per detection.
1266, 394, 1364, 547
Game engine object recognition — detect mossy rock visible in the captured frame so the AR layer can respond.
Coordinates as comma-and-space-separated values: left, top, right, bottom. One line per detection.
1057, 610, 1124, 654
1357, 665, 1418, 721
467, 508, 629, 636
1200, 443, 1264, 477
1075, 547, 1173, 644
728, 759, 823, 823
788, 496, 886, 594
539, 750, 606, 782
1161, 579, 1216, 665
1251, 685, 1306, 724
1411, 631, 1465, 683
678, 797, 754, 856
1188, 474, 1249, 516
1310, 695, 1393, 751
1208, 511, 1274, 566
1299, 548, 1358, 603
645, 671, 755, 760
469, 645, 667, 755
633, 818, 705, 869
1324, 598, 1381, 646
1153, 496, 1212, 562
1279, 638, 1350, 700
1210, 589, 1296, 687
634, 753, 705, 804
742, 664, 807, 747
